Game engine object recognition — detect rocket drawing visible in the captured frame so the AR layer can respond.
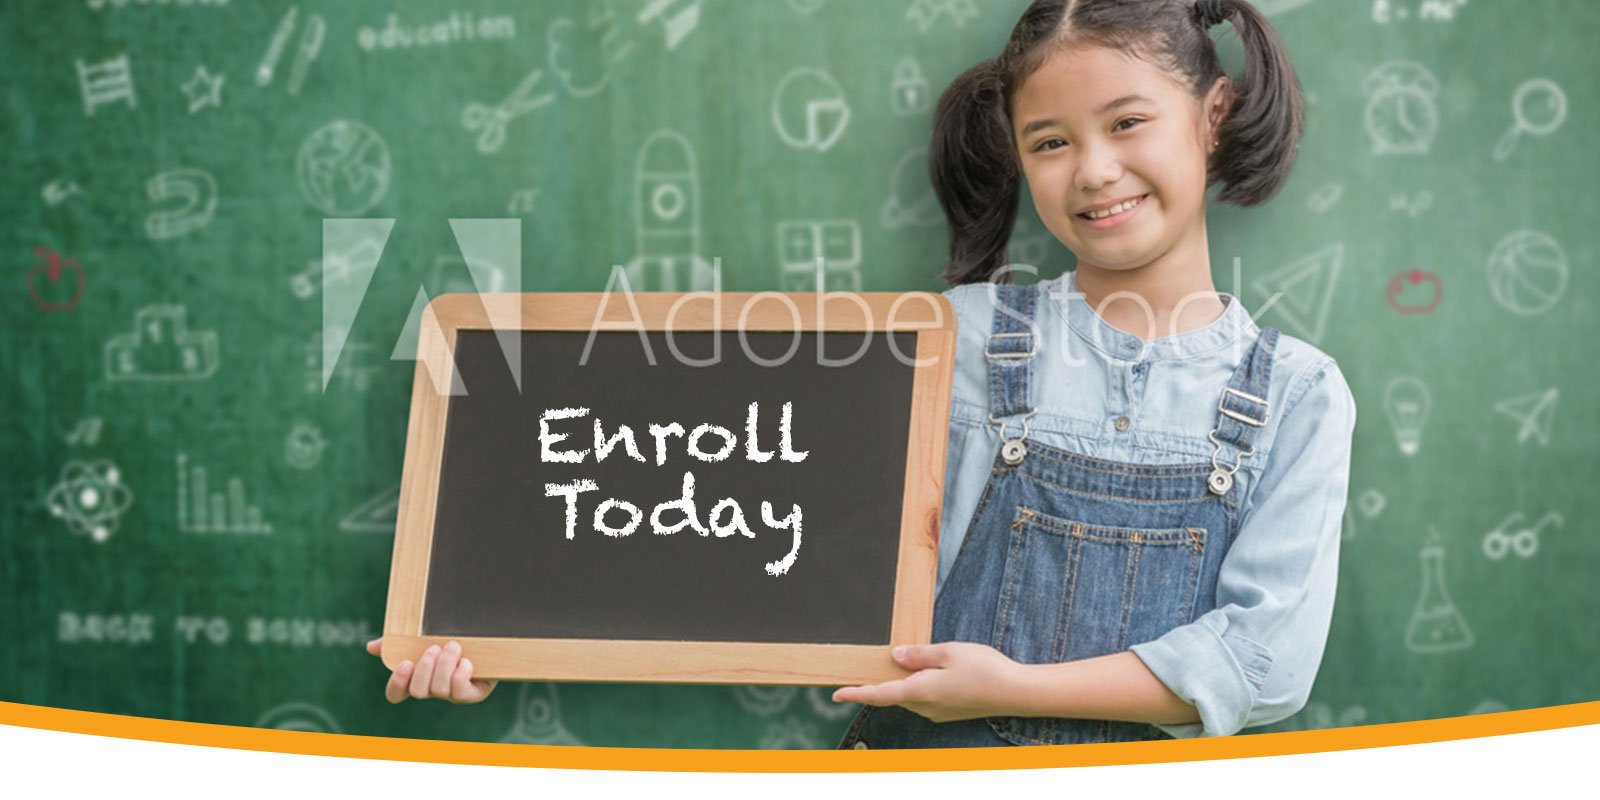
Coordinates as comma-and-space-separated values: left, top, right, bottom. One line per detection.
625, 130, 715, 292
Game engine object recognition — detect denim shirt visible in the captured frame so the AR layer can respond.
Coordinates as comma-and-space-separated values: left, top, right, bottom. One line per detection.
933, 270, 1358, 739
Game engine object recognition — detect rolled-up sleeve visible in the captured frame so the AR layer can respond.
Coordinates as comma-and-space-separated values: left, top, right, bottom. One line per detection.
1129, 356, 1358, 738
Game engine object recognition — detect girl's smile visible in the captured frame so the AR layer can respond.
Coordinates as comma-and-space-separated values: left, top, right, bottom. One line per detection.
1075, 192, 1150, 230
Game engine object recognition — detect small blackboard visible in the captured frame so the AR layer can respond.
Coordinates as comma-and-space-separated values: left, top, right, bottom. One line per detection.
382, 290, 955, 685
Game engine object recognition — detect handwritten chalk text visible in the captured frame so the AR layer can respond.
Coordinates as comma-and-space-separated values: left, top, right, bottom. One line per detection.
541, 402, 809, 576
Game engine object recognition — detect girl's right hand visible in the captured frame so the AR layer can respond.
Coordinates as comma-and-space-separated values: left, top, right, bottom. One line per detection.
365, 638, 498, 704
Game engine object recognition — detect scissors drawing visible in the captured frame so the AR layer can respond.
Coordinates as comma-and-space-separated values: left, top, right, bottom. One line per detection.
461, 69, 554, 154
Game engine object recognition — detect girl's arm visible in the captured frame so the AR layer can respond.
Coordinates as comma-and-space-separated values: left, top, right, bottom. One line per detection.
1012, 651, 1201, 726
837, 643, 1199, 725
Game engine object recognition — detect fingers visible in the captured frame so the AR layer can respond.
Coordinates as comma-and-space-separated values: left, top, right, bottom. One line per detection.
892, 644, 948, 670
365, 637, 382, 656
384, 640, 496, 704
386, 660, 415, 704
409, 644, 442, 700
390, 641, 491, 704
431, 641, 463, 699
452, 658, 498, 703
832, 644, 950, 705
833, 679, 908, 707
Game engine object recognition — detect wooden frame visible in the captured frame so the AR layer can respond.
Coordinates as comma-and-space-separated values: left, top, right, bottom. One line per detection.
382, 290, 956, 685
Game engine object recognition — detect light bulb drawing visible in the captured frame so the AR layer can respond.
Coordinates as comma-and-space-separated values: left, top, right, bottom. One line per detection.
1383, 376, 1431, 456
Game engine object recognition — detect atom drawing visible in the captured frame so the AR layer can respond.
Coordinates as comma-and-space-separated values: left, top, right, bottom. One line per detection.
45, 460, 133, 543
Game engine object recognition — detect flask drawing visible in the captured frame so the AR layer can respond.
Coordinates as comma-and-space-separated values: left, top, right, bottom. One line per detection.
1405, 527, 1473, 653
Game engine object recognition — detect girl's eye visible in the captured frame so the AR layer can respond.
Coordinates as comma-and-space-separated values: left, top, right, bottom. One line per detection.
1033, 120, 1142, 152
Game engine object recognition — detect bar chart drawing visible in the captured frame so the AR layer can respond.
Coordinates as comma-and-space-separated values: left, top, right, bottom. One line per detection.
176, 453, 273, 534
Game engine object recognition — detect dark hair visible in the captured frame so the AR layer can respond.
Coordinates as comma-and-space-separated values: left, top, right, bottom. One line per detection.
930, 0, 1305, 285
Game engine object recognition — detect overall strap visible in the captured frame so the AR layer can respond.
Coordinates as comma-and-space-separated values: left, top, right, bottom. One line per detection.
1206, 326, 1281, 495
985, 282, 1038, 422
985, 283, 1040, 465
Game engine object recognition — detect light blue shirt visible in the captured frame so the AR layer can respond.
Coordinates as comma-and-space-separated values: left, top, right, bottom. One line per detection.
934, 269, 1358, 739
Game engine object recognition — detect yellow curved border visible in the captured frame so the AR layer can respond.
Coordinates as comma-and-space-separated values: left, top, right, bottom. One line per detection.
2, 699, 1597, 772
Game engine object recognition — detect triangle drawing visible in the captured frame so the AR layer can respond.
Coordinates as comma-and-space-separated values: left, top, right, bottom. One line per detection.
340, 484, 400, 534
1252, 243, 1342, 344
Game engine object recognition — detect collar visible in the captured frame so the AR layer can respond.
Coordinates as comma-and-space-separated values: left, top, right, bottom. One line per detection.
1042, 269, 1255, 362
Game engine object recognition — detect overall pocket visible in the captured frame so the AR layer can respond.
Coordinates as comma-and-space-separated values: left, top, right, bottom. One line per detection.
988, 506, 1205, 746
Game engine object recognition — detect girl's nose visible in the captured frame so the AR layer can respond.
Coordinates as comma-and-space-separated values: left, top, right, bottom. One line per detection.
1073, 141, 1123, 193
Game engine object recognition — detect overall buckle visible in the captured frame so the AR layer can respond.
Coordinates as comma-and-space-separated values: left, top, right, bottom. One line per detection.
1218, 387, 1269, 426
1205, 430, 1256, 495
984, 332, 1036, 360
988, 407, 1038, 465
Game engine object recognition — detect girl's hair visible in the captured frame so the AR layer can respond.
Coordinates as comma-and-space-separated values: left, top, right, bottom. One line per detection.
931, 0, 1305, 286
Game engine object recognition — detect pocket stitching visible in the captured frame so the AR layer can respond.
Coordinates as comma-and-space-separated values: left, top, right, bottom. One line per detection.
1022, 511, 1205, 543
1181, 528, 1204, 626
1050, 525, 1084, 664
1014, 469, 1220, 506
994, 508, 1030, 653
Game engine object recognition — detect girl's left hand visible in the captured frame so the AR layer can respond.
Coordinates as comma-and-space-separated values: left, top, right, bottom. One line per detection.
832, 642, 1024, 724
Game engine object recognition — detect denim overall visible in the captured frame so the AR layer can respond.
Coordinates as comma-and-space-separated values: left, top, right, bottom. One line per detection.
838, 283, 1282, 748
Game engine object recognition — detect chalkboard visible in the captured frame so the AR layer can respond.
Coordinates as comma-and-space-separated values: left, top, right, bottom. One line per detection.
380, 290, 955, 684
4, 0, 1598, 749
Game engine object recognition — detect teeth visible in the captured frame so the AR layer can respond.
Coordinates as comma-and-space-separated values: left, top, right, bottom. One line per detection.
1084, 195, 1143, 219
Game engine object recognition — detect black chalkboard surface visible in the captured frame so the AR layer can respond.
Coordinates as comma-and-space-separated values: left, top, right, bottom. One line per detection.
382, 291, 955, 685
427, 329, 915, 644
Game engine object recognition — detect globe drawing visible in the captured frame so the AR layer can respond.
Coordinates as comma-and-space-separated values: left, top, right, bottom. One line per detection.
296, 120, 392, 216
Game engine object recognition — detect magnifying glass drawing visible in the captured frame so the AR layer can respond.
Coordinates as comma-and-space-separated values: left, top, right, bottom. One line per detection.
1493, 78, 1566, 162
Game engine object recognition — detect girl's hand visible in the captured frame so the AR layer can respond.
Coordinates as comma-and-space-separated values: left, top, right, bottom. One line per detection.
831, 642, 1025, 724
365, 638, 498, 704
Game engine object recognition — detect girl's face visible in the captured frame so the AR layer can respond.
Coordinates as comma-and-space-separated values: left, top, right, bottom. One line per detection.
1011, 45, 1230, 275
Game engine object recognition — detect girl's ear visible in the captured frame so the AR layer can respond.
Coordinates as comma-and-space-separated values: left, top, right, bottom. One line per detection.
1205, 76, 1234, 142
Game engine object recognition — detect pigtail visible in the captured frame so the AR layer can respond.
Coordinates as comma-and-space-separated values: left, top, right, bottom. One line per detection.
1204, 0, 1305, 206
929, 58, 1022, 287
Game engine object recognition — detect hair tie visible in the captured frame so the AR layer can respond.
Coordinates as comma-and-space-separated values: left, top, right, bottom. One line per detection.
1194, 0, 1231, 28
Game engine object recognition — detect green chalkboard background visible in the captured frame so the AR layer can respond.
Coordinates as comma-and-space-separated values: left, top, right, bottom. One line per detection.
3, 0, 1597, 748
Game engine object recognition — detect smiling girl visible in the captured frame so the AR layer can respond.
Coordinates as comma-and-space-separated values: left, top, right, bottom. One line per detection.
830, 0, 1357, 748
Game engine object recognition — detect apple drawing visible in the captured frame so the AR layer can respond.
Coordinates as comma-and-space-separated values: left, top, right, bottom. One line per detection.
1387, 267, 1441, 314
28, 247, 85, 312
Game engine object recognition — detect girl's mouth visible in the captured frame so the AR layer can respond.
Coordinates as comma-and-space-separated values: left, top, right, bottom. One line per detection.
1076, 194, 1148, 230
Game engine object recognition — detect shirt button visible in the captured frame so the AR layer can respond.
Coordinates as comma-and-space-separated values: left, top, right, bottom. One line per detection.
852, 740, 869, 749
1114, 416, 1131, 432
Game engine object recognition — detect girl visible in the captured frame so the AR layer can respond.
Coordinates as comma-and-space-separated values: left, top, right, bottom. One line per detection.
364, 0, 1357, 748
828, 0, 1356, 748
